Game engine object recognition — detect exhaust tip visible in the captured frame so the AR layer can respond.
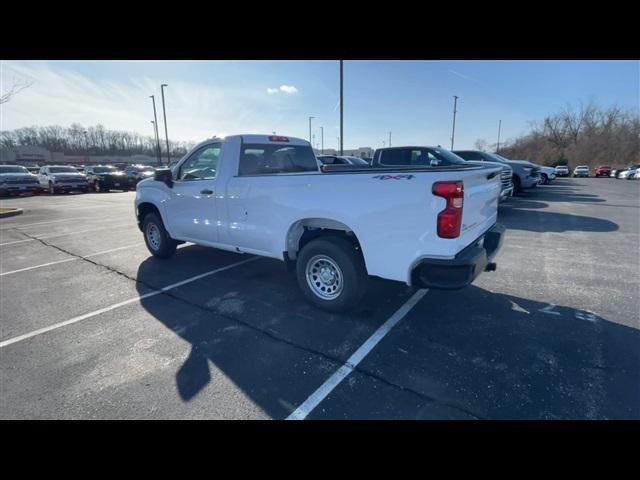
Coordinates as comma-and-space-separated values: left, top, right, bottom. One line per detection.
485, 262, 497, 272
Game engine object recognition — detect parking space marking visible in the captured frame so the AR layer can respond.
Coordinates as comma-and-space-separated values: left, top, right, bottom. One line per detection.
0, 256, 259, 348
286, 288, 428, 420
0, 223, 133, 246
0, 217, 95, 230
0, 244, 141, 276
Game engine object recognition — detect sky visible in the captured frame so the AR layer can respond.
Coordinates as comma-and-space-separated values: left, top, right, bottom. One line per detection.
1, 60, 638, 150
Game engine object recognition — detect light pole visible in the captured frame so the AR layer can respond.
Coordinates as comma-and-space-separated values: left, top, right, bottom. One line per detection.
320, 126, 324, 154
312, 134, 316, 152
150, 95, 162, 166
83, 130, 89, 164
450, 95, 459, 150
160, 84, 170, 165
339, 60, 344, 156
337, 136, 340, 151
308, 116, 315, 145
389, 131, 392, 148
151, 121, 161, 165
496, 120, 502, 153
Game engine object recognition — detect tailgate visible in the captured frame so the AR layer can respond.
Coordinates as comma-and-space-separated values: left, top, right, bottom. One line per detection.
458, 166, 501, 247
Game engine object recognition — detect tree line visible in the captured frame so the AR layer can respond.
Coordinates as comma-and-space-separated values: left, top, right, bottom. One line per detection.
0, 123, 196, 158
476, 101, 639, 168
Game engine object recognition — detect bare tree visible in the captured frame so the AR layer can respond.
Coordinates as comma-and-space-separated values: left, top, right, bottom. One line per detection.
474, 139, 488, 151
0, 77, 34, 105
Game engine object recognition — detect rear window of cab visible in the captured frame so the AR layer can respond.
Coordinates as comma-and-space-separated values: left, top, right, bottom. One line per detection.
239, 144, 319, 175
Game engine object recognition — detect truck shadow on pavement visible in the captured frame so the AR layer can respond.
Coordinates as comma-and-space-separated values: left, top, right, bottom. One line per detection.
135, 251, 639, 419
387, 285, 640, 419
498, 203, 618, 233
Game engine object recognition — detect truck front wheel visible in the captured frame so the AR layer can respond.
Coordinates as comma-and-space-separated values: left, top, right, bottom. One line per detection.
142, 212, 177, 259
296, 237, 367, 313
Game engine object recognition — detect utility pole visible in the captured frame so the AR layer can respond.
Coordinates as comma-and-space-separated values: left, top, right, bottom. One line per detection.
150, 95, 162, 166
312, 134, 316, 152
308, 116, 315, 145
496, 120, 502, 153
320, 126, 324, 154
339, 60, 344, 155
389, 131, 392, 148
450, 95, 459, 150
160, 84, 170, 165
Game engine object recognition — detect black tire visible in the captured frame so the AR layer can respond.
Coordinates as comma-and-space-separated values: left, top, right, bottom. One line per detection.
48, 182, 56, 195
512, 175, 522, 195
296, 236, 368, 313
540, 173, 548, 185
95, 182, 108, 193
142, 212, 177, 259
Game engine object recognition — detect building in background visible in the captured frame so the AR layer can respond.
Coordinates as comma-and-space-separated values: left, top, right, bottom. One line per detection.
313, 147, 373, 159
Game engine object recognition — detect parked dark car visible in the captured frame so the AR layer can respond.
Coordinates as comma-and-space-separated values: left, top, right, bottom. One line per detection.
595, 165, 612, 177
453, 150, 540, 194
124, 165, 156, 187
85, 165, 131, 192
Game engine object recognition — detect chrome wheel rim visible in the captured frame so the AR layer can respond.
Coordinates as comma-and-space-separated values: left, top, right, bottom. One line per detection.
146, 222, 161, 251
305, 254, 343, 300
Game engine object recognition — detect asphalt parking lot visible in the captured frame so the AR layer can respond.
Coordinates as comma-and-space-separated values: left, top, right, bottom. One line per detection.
1, 178, 639, 419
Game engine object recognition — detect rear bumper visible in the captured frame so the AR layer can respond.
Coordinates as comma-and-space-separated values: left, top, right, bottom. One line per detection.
411, 223, 505, 290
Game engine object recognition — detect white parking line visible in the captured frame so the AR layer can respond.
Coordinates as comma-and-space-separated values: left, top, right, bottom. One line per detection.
0, 223, 133, 246
286, 288, 428, 420
0, 217, 95, 230
0, 244, 141, 276
0, 256, 259, 348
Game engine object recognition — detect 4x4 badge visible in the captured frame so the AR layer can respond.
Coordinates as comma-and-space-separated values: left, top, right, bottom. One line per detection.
372, 174, 415, 180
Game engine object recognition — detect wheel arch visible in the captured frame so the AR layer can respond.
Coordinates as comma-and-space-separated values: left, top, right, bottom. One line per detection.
285, 217, 364, 263
136, 202, 162, 231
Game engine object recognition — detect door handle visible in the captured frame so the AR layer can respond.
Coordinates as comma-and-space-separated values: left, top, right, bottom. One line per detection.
200, 189, 213, 195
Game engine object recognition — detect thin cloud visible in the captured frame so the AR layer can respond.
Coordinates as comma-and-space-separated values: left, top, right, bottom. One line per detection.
267, 84, 298, 94
1, 62, 305, 142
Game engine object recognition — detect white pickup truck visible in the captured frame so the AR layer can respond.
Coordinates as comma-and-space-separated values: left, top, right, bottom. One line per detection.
135, 134, 505, 312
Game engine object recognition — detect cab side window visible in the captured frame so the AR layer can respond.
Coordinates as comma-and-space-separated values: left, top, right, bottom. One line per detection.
178, 144, 221, 181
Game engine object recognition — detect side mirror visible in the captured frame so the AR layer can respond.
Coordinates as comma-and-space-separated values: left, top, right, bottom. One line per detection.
154, 168, 173, 188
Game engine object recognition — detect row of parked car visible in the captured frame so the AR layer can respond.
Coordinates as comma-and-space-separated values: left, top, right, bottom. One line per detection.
318, 147, 555, 201
0, 164, 158, 197
554, 164, 640, 179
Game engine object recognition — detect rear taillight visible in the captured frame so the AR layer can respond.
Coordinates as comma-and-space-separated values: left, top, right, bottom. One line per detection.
432, 181, 464, 239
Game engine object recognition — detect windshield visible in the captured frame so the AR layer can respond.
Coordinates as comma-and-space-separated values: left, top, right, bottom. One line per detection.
379, 147, 467, 167
49, 167, 79, 173
345, 157, 369, 166
0, 166, 30, 174
485, 153, 509, 163
93, 167, 118, 173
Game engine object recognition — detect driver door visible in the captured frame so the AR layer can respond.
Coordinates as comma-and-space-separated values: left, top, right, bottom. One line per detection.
164, 143, 221, 243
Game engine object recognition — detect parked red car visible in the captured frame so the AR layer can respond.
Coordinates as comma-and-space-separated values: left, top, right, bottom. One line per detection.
595, 165, 612, 177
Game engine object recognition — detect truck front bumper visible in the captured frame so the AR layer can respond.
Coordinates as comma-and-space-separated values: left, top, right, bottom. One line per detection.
499, 186, 514, 202
411, 223, 505, 290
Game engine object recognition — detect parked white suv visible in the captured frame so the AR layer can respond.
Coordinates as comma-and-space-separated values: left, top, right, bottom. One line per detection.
573, 165, 590, 178
38, 165, 89, 194
135, 135, 505, 312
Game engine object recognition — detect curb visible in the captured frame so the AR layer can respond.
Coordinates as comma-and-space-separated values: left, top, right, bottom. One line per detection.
0, 208, 24, 219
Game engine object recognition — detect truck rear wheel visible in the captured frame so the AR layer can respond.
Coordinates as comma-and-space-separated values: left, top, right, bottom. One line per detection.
142, 212, 177, 259
296, 237, 367, 313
